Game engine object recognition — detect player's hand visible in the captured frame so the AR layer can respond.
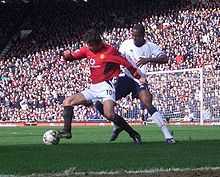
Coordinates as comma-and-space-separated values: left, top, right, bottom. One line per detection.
63, 50, 73, 61
139, 76, 147, 84
137, 57, 149, 67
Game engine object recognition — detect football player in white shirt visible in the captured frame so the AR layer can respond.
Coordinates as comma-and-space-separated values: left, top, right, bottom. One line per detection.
95, 24, 175, 144
119, 24, 168, 123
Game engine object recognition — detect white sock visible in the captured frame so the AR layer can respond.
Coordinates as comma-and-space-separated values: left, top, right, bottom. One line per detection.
151, 111, 173, 139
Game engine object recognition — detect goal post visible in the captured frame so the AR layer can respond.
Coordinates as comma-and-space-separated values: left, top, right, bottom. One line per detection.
199, 68, 204, 125
144, 67, 219, 125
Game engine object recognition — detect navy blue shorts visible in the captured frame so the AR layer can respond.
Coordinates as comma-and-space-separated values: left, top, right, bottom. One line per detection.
114, 75, 148, 102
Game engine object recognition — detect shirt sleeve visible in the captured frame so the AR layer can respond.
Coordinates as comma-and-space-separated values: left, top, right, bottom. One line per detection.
149, 42, 165, 57
119, 41, 126, 55
70, 47, 87, 60
104, 53, 141, 79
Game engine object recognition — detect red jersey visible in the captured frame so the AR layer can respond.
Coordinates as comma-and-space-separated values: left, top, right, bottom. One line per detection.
69, 44, 140, 84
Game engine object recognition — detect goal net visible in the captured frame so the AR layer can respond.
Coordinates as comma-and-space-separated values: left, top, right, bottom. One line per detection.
114, 66, 220, 125
144, 66, 220, 124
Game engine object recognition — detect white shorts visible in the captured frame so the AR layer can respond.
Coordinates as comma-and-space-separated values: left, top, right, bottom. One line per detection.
81, 80, 116, 102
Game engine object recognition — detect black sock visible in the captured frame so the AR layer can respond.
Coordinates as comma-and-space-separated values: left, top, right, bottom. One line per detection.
113, 114, 138, 137
141, 113, 145, 121
95, 101, 137, 136
63, 106, 73, 133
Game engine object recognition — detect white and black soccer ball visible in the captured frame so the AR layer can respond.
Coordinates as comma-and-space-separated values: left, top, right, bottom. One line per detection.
43, 130, 60, 145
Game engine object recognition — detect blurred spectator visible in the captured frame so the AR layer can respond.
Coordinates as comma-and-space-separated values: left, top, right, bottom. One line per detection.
0, 0, 219, 122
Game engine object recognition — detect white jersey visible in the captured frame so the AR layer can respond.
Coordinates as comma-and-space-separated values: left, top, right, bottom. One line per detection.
119, 39, 164, 77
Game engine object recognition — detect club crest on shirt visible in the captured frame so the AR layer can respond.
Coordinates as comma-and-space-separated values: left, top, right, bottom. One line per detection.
100, 54, 105, 59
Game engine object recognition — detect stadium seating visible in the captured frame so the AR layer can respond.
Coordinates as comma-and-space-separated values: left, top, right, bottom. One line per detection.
0, 0, 219, 122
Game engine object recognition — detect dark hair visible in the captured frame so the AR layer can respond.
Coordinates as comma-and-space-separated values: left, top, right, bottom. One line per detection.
83, 29, 102, 44
133, 24, 145, 34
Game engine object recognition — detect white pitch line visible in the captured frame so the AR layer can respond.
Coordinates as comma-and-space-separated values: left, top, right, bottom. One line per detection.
1, 166, 220, 177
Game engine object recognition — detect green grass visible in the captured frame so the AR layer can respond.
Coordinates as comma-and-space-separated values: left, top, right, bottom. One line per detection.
0, 125, 220, 175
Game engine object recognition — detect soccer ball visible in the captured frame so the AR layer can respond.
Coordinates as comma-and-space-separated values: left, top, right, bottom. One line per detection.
43, 130, 60, 145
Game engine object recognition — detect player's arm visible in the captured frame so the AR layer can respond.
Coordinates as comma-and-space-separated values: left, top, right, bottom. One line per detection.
63, 48, 87, 61
137, 53, 168, 67
105, 54, 142, 80
137, 42, 168, 67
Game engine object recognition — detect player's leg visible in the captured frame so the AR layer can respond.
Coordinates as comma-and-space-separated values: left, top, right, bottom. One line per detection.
107, 76, 129, 141
58, 93, 89, 139
95, 100, 141, 143
111, 123, 123, 141
140, 102, 147, 126
95, 101, 122, 140
109, 76, 144, 141
138, 89, 175, 144
102, 99, 142, 144
96, 76, 141, 143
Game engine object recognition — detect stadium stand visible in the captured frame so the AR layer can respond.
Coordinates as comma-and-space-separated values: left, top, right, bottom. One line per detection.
0, 0, 219, 123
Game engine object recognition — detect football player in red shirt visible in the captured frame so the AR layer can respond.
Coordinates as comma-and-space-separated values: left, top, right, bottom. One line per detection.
58, 29, 145, 144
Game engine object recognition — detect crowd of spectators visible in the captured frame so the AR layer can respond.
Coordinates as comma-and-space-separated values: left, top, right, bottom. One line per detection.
0, 0, 219, 122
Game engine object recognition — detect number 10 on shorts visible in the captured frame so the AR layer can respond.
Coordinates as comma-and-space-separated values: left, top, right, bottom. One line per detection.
106, 90, 114, 95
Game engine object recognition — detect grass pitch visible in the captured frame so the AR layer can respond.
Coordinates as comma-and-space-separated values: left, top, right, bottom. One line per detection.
0, 125, 220, 175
